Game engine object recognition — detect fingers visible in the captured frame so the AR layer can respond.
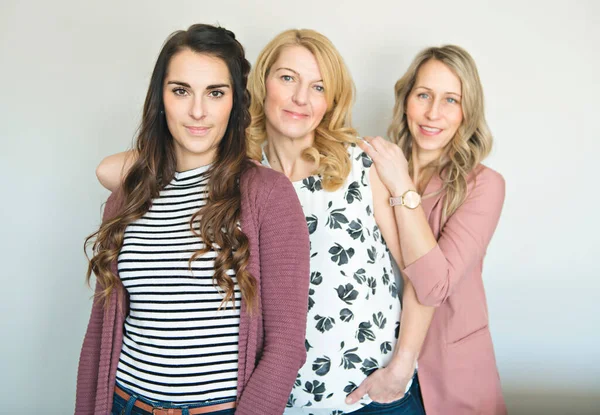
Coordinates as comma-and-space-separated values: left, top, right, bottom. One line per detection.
364, 136, 389, 154
345, 378, 369, 405
358, 138, 378, 161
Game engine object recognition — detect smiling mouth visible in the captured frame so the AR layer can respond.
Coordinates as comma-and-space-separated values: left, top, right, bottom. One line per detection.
283, 110, 309, 118
419, 125, 442, 135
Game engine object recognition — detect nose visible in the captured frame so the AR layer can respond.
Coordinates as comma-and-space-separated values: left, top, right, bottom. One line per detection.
425, 99, 442, 120
292, 83, 308, 106
189, 96, 206, 120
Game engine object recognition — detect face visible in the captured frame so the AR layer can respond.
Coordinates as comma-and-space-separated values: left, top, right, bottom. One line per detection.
263, 45, 328, 142
163, 49, 233, 171
406, 59, 463, 159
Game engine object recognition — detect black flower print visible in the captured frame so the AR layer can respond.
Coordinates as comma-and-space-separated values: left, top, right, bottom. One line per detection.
367, 246, 377, 264
315, 315, 336, 333
389, 281, 398, 299
347, 219, 366, 242
341, 347, 363, 369
360, 358, 379, 376
356, 151, 373, 168
382, 267, 390, 285
356, 321, 376, 343
373, 312, 387, 329
335, 283, 359, 305
279, 144, 404, 410
313, 356, 332, 376
303, 380, 327, 402
345, 181, 362, 204
380, 341, 393, 354
343, 382, 359, 394
340, 308, 354, 322
307, 214, 318, 235
353, 268, 367, 284
302, 176, 323, 192
329, 243, 355, 265
327, 206, 349, 229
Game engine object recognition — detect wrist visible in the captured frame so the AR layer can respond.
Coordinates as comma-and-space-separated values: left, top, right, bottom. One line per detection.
390, 175, 415, 198
388, 349, 417, 375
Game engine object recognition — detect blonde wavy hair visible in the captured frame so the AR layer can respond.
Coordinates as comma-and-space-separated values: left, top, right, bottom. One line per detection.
247, 29, 357, 191
388, 45, 493, 224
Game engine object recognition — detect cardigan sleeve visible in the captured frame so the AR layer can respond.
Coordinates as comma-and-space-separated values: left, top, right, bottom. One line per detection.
74, 191, 122, 414
402, 168, 505, 307
236, 175, 310, 415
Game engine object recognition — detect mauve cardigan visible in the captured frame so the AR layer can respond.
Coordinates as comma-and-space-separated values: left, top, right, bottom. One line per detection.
75, 165, 310, 415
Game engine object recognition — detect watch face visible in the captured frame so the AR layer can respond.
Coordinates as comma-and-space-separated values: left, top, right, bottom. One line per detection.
404, 191, 421, 209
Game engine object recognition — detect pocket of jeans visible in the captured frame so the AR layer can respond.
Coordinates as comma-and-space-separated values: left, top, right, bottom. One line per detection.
368, 391, 411, 408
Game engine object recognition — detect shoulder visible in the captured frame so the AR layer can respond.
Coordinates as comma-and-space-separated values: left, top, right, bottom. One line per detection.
240, 163, 297, 211
461, 164, 505, 209
471, 164, 505, 194
241, 163, 290, 195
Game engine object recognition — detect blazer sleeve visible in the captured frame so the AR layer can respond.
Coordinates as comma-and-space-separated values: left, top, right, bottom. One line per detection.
236, 175, 310, 415
402, 168, 505, 307
74, 191, 121, 414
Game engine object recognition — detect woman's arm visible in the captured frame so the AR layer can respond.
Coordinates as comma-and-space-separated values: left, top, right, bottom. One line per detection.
96, 151, 136, 192
358, 136, 505, 306
235, 174, 311, 415
346, 163, 434, 405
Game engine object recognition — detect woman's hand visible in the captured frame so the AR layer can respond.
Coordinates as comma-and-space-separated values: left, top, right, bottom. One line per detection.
345, 356, 415, 405
358, 136, 411, 196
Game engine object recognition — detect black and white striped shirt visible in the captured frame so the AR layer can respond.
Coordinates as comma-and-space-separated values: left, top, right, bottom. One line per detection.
115, 164, 240, 404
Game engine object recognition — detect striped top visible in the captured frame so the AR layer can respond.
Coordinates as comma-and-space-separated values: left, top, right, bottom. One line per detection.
115, 164, 240, 404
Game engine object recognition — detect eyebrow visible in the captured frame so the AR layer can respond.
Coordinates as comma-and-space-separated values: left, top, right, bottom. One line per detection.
275, 67, 323, 83
414, 86, 461, 97
167, 81, 231, 89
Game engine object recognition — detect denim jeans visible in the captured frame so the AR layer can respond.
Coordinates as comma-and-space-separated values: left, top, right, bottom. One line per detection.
111, 383, 236, 415
346, 373, 426, 415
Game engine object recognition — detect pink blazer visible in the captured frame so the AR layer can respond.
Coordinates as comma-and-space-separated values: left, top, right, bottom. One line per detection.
402, 165, 507, 415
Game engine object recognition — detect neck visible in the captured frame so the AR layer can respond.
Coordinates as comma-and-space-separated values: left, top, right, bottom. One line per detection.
264, 127, 317, 181
412, 145, 442, 191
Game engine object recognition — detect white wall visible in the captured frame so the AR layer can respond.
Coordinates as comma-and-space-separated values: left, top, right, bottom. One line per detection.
1, 0, 598, 413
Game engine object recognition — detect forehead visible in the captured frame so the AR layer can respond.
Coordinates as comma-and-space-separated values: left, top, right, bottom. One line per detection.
271, 45, 322, 79
415, 59, 461, 93
165, 49, 231, 87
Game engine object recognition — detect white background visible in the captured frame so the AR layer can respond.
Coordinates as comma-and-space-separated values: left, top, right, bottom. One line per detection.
0, 0, 598, 413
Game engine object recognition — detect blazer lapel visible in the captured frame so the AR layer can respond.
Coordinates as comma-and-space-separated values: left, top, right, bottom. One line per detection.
421, 174, 444, 222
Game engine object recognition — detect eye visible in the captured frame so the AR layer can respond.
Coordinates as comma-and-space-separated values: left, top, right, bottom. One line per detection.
172, 87, 188, 97
446, 97, 459, 104
313, 84, 325, 93
209, 90, 225, 98
281, 74, 294, 82
417, 92, 429, 99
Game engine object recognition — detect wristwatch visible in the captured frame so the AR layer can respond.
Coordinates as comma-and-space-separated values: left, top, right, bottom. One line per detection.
389, 189, 421, 209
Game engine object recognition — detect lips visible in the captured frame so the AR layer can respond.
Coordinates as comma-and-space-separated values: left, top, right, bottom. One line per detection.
283, 109, 309, 119
185, 126, 211, 136
419, 125, 442, 136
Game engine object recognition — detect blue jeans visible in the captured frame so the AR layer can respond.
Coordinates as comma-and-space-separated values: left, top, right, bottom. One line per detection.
111, 382, 236, 415
346, 373, 426, 415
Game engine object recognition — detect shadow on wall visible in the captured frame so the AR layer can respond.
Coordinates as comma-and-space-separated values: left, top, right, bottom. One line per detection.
505, 389, 600, 415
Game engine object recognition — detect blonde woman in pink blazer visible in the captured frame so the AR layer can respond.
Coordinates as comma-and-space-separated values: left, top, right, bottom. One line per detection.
353, 45, 507, 414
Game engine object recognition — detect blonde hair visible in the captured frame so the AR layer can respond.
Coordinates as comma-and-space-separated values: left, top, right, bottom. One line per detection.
388, 45, 493, 224
247, 29, 357, 191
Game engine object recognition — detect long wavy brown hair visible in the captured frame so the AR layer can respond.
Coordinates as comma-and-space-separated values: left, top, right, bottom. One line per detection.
85, 24, 256, 310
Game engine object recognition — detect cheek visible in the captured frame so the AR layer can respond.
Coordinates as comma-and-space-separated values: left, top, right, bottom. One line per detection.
448, 107, 463, 130
405, 99, 420, 124
312, 96, 328, 123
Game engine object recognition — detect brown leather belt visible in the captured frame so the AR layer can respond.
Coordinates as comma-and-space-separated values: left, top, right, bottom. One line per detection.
114, 385, 236, 415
